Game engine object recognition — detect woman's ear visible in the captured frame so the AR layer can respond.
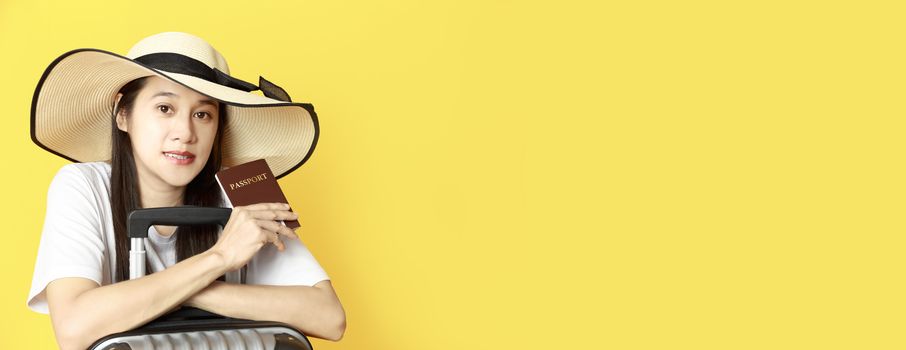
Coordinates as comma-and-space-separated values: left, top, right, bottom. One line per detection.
114, 93, 128, 132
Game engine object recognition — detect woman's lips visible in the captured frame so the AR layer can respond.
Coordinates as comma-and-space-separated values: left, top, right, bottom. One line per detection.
163, 151, 196, 165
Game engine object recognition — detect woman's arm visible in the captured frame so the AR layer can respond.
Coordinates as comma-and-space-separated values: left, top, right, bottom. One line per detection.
42, 200, 298, 349
46, 250, 228, 350
184, 279, 346, 341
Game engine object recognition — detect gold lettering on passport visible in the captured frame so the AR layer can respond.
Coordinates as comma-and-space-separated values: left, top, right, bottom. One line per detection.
229, 172, 269, 190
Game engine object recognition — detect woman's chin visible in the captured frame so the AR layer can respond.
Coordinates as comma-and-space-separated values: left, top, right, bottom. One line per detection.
160, 166, 205, 187
162, 176, 195, 188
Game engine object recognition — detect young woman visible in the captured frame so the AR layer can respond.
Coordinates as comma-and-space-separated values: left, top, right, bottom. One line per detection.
27, 32, 345, 350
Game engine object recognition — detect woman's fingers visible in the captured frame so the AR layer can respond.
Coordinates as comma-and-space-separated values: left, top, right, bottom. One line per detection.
232, 203, 300, 252
272, 232, 286, 251
242, 206, 298, 222
243, 202, 291, 211
243, 202, 289, 210
256, 219, 299, 241
256, 224, 287, 251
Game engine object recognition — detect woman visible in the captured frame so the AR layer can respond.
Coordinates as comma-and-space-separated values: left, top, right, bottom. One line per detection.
26, 32, 345, 350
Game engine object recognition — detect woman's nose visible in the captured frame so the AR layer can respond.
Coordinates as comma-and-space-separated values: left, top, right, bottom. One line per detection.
169, 113, 196, 143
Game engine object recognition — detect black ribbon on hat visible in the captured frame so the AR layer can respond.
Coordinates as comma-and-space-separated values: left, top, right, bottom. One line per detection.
133, 52, 292, 102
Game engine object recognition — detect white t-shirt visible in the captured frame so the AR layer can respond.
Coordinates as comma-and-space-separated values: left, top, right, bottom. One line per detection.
27, 162, 330, 314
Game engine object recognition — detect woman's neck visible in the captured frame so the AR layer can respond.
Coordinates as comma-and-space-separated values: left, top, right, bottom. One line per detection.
137, 176, 186, 208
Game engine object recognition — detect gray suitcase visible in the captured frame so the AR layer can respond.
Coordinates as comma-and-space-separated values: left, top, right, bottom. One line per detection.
88, 206, 314, 350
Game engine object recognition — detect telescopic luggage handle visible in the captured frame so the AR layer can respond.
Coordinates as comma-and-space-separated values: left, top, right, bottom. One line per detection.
126, 206, 232, 280
127, 206, 232, 238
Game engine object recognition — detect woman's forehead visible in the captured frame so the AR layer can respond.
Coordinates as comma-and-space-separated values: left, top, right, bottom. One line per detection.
140, 76, 217, 105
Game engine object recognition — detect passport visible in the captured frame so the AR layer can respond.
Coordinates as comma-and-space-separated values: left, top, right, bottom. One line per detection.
215, 159, 301, 229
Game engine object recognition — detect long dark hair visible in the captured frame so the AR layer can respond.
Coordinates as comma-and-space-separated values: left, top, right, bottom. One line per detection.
110, 77, 228, 282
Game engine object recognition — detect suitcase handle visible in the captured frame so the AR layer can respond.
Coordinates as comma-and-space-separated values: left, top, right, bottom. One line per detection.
126, 206, 238, 281
127, 206, 232, 238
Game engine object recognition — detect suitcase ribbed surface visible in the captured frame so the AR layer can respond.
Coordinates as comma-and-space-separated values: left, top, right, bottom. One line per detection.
91, 326, 311, 350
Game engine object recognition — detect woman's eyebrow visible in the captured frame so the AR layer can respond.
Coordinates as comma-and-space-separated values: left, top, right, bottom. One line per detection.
151, 91, 178, 99
197, 99, 217, 107
151, 91, 216, 107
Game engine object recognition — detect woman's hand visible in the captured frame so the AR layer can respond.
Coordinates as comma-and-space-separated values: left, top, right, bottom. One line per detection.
209, 202, 299, 271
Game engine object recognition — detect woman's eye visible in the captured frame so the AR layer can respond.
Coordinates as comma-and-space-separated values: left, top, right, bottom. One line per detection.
157, 105, 172, 113
195, 112, 211, 119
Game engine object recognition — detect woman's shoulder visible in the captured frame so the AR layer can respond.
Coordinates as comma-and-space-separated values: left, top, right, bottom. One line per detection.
49, 161, 111, 196
54, 161, 111, 180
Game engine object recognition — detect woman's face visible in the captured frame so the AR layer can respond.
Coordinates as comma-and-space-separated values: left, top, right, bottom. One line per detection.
115, 76, 220, 190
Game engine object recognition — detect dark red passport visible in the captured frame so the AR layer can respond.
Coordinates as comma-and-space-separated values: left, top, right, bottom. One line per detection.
215, 159, 301, 229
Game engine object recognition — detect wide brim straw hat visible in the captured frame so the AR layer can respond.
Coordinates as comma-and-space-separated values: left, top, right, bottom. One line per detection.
30, 31, 319, 179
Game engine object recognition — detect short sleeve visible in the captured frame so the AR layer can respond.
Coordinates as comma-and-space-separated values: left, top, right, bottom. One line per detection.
26, 164, 106, 314
246, 237, 331, 287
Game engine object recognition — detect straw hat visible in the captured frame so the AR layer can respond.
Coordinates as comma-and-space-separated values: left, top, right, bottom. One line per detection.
30, 32, 319, 179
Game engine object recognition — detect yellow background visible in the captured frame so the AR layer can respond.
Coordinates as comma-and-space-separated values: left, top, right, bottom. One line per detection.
1, 0, 904, 349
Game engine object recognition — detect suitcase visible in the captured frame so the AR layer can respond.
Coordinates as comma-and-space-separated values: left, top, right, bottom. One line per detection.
88, 206, 314, 350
